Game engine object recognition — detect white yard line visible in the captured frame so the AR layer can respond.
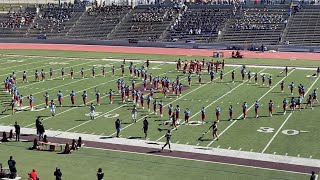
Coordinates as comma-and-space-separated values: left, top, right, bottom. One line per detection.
0, 56, 52, 71
0, 55, 22, 65
155, 68, 266, 142
206, 69, 296, 147
261, 76, 319, 153
64, 104, 127, 132
109, 67, 241, 137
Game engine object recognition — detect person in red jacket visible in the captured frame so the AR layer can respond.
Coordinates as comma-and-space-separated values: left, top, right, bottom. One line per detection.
28, 169, 38, 180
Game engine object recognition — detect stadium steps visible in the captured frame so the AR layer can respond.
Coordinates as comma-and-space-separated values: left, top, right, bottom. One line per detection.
107, 8, 132, 40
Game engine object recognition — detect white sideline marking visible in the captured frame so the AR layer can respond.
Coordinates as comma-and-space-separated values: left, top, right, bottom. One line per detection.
206, 69, 296, 147
84, 146, 310, 176
261, 76, 319, 153
1, 54, 317, 70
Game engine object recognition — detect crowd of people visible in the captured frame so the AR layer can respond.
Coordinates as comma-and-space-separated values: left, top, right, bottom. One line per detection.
0, 11, 36, 30
231, 9, 288, 30
32, 7, 74, 35
170, 8, 230, 36
87, 4, 130, 16
131, 7, 177, 22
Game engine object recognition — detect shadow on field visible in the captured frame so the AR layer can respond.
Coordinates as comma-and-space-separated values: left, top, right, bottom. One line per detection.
74, 119, 90, 122
128, 136, 142, 139
100, 136, 113, 139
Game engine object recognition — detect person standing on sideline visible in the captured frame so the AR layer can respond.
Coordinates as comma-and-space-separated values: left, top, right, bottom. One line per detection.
142, 117, 149, 138
8, 156, 17, 178
97, 168, 104, 180
54, 167, 62, 180
14, 122, 20, 141
310, 171, 316, 180
115, 119, 121, 138
161, 130, 172, 152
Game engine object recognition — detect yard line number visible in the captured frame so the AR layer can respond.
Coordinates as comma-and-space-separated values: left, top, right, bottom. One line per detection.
257, 127, 303, 136
85, 112, 119, 118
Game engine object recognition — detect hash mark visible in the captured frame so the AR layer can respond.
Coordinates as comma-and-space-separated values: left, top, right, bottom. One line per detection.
175, 141, 179, 144
146, 138, 150, 141
250, 149, 253, 152
99, 133, 104, 136
186, 142, 189, 145
285, 153, 288, 156
238, 148, 242, 151
273, 152, 276, 154
228, 147, 231, 149
217, 146, 220, 148
297, 154, 300, 157
196, 143, 199, 146
309, 156, 312, 159
91, 132, 95, 135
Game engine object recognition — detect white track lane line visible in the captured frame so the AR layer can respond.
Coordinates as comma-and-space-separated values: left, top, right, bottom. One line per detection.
206, 69, 296, 147
155, 68, 267, 142
109, 66, 241, 137
261, 76, 319, 153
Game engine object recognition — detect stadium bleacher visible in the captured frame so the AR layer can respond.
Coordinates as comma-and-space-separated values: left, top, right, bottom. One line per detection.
165, 7, 233, 43
220, 8, 289, 45
67, 5, 131, 40
109, 7, 179, 41
284, 8, 320, 46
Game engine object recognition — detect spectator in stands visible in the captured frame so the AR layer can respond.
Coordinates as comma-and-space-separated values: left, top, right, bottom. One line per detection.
14, 121, 20, 141
8, 156, 17, 179
97, 168, 104, 180
54, 167, 62, 180
28, 169, 38, 180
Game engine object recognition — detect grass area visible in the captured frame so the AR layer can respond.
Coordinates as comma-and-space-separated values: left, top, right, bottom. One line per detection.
0, 50, 319, 180
0, 142, 309, 180
0, 50, 319, 160
0, 49, 320, 67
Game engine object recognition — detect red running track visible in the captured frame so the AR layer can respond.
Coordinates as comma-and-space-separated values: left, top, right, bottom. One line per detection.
0, 43, 320, 61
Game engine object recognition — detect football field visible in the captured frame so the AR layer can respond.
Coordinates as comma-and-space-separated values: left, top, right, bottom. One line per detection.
0, 49, 319, 179
0, 50, 319, 158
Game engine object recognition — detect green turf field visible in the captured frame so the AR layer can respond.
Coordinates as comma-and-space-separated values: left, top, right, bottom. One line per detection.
0, 50, 319, 180
0, 142, 310, 180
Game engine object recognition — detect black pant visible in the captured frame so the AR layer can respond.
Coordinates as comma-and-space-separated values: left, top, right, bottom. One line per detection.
15, 133, 20, 141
